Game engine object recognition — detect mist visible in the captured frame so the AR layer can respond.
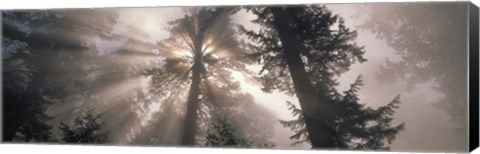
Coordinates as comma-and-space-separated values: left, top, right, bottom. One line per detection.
2, 3, 470, 152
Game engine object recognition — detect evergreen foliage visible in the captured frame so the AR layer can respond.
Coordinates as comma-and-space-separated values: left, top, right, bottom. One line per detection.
205, 115, 250, 147
2, 9, 118, 142
280, 76, 405, 150
59, 108, 108, 143
240, 5, 404, 149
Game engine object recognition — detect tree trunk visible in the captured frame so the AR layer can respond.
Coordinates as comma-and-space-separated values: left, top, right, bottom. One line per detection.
270, 7, 335, 149
181, 59, 202, 145
181, 17, 207, 144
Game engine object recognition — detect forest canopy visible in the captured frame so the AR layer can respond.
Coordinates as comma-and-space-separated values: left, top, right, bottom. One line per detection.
2, 2, 471, 152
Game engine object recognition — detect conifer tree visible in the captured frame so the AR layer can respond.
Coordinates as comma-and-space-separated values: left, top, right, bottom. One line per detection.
240, 5, 404, 149
280, 76, 405, 150
2, 9, 118, 141
59, 108, 108, 143
145, 7, 251, 145
205, 115, 250, 147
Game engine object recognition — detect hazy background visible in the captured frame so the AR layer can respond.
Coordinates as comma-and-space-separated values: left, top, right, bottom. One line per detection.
4, 2, 470, 152
228, 4, 468, 152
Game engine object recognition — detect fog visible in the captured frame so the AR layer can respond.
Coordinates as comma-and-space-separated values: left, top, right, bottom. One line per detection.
328, 3, 468, 152
3, 3, 470, 152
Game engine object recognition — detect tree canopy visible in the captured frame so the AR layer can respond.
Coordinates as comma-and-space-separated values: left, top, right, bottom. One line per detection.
1, 4, 419, 151
240, 5, 404, 149
59, 108, 108, 143
2, 9, 118, 142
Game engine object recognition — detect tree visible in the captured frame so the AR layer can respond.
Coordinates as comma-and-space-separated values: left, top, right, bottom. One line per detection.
146, 7, 252, 145
4, 7, 277, 146
59, 108, 108, 143
11, 111, 56, 142
357, 2, 469, 147
239, 5, 368, 148
2, 9, 118, 141
205, 115, 251, 147
280, 76, 404, 150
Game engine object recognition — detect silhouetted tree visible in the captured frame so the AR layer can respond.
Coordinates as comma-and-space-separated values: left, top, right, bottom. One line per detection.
240, 5, 406, 149
59, 108, 108, 143
205, 115, 250, 147
2, 9, 118, 141
12, 112, 56, 142
281, 76, 404, 150
239, 5, 369, 148
145, 7, 253, 145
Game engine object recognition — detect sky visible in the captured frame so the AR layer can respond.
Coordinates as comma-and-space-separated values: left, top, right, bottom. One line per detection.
325, 4, 466, 152
229, 4, 465, 152
40, 4, 469, 152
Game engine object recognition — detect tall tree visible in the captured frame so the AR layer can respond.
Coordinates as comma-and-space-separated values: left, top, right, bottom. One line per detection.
240, 5, 366, 148
146, 7, 251, 145
240, 5, 403, 149
2, 9, 118, 141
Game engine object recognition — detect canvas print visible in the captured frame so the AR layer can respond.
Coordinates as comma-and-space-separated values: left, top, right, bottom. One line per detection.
1, 2, 478, 153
